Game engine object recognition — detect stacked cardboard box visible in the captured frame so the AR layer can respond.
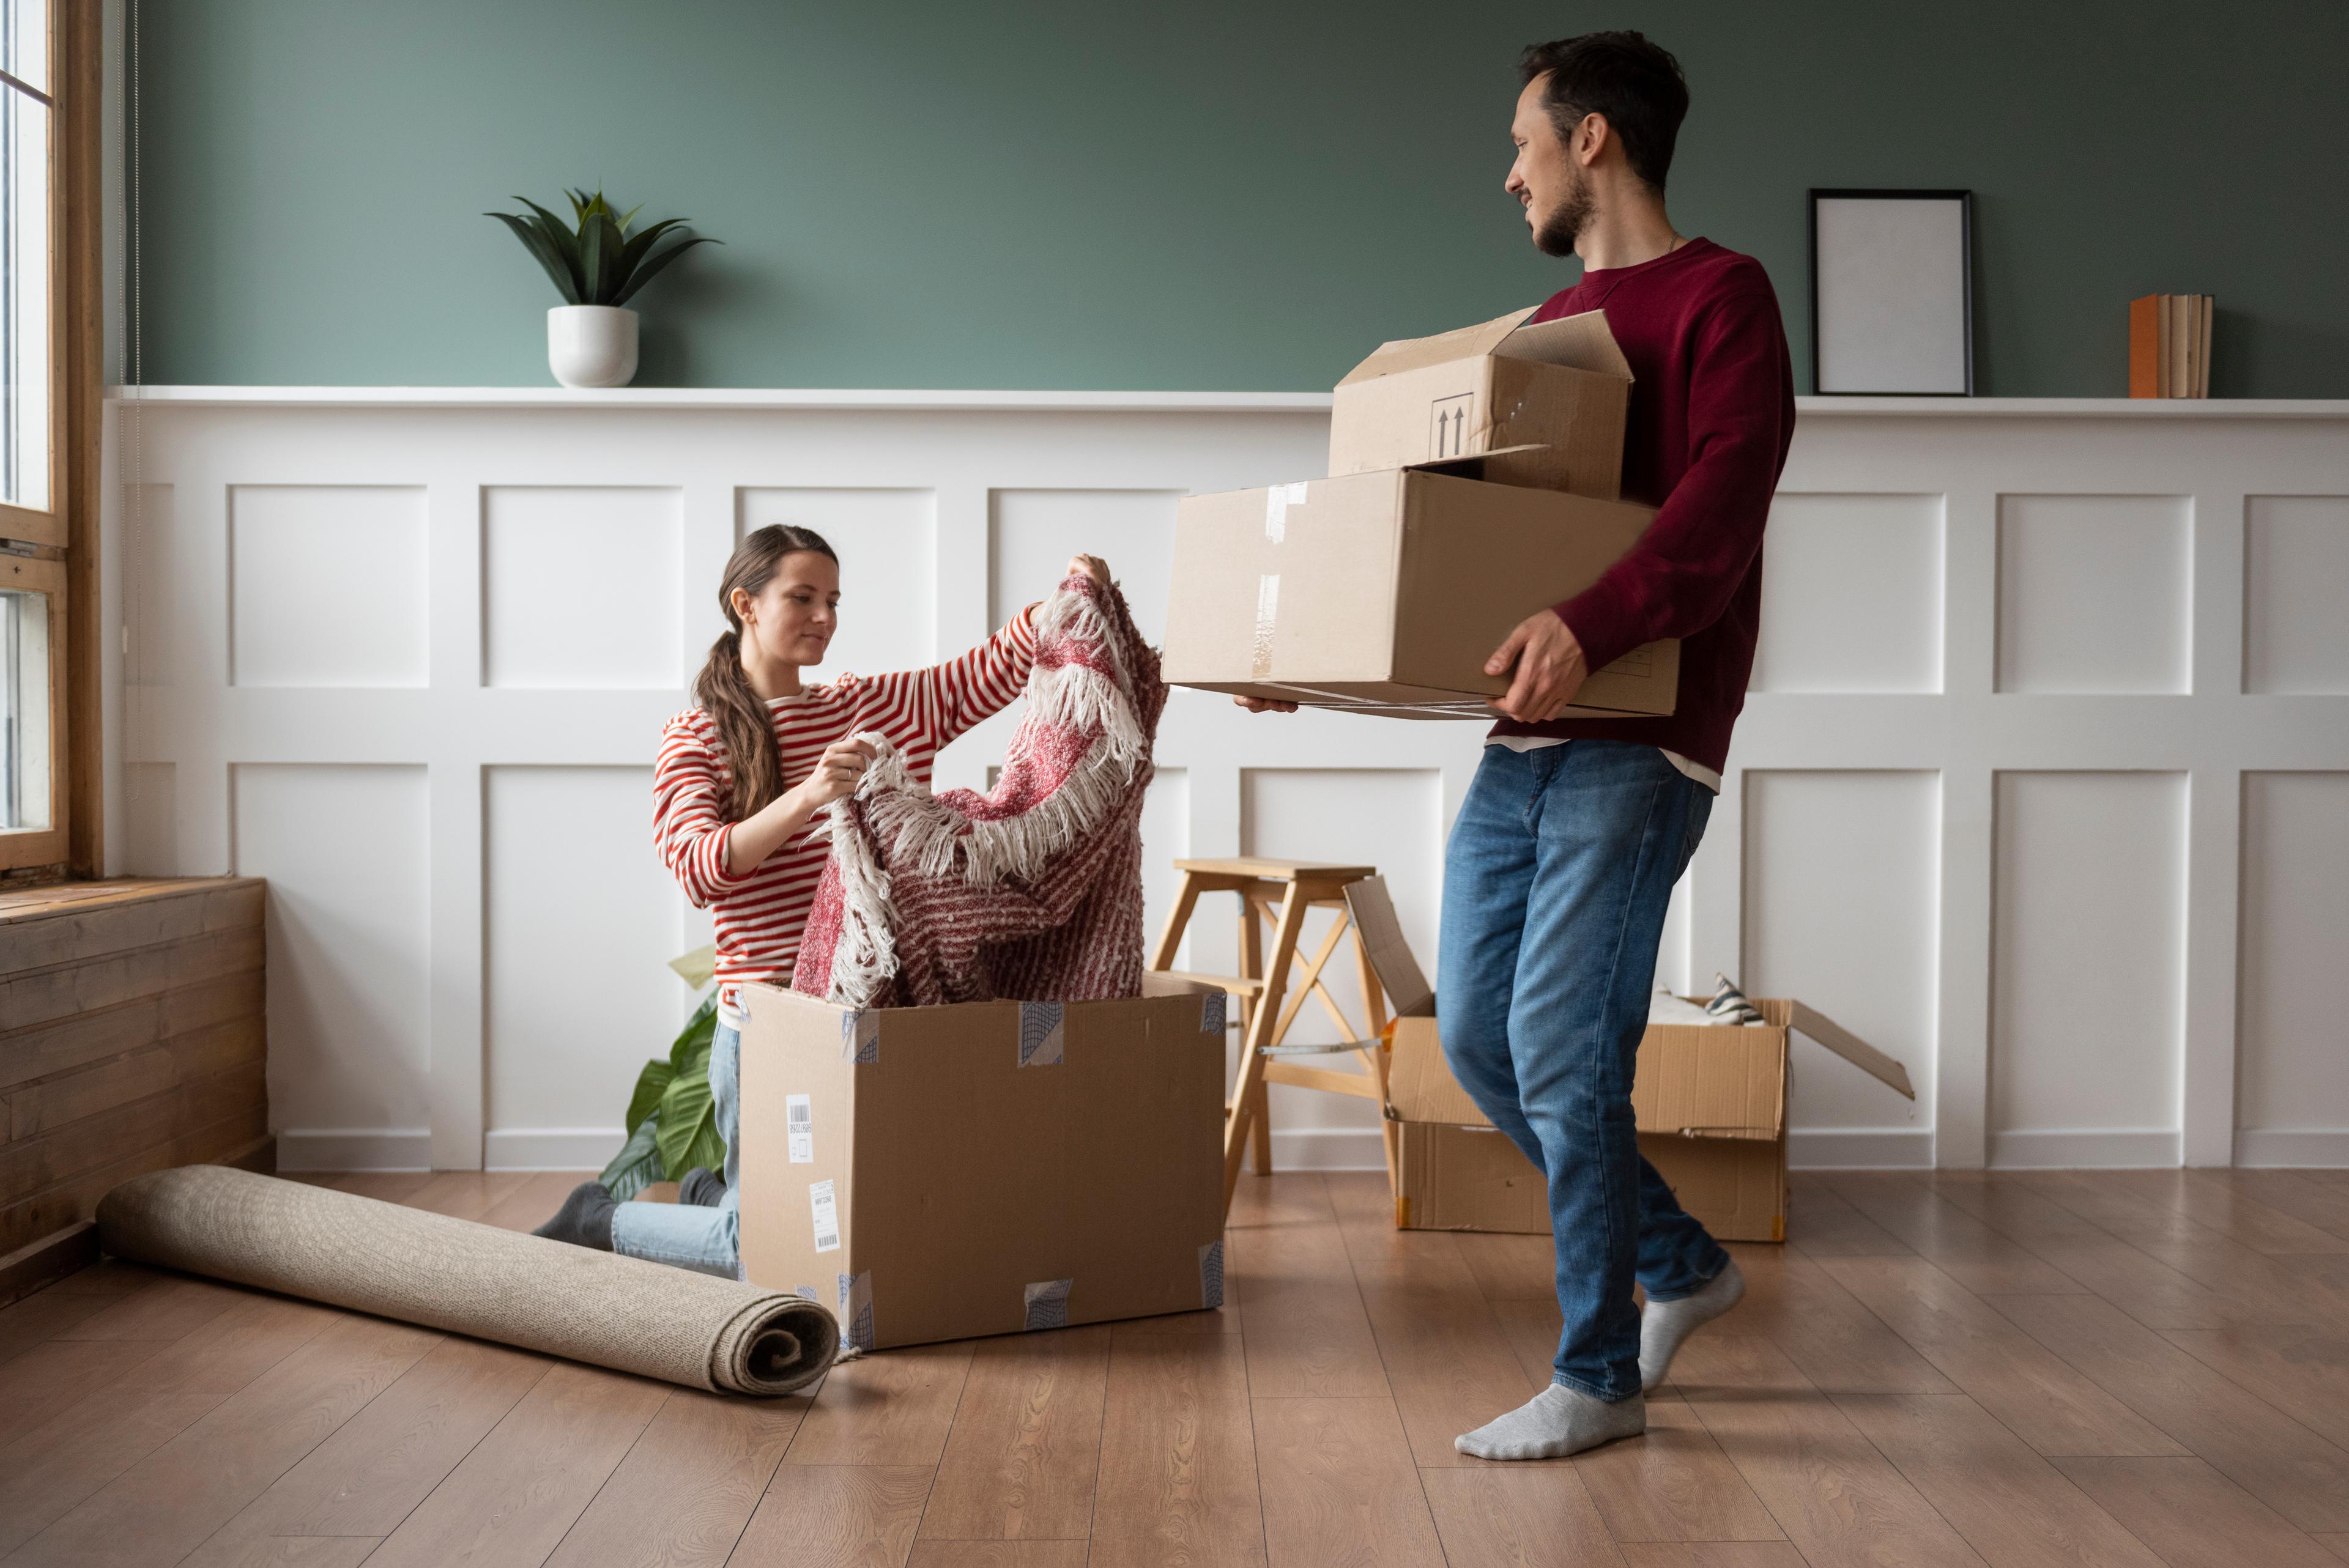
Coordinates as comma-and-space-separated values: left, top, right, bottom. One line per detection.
1163, 308, 1679, 719
736, 975, 1230, 1350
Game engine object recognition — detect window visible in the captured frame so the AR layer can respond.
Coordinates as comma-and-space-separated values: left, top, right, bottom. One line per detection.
0, 0, 87, 875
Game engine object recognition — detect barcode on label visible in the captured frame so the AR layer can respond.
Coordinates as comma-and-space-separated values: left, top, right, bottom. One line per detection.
809, 1178, 841, 1252
786, 1093, 814, 1163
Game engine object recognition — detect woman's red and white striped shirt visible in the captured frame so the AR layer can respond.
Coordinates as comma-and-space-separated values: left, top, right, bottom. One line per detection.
655, 613, 1038, 1019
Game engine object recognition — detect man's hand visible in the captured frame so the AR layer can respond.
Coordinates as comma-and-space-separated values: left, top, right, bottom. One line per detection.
1485, 610, 1590, 722
1234, 695, 1299, 713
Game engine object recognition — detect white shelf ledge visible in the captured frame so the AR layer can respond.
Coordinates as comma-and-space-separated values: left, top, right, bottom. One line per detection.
104, 386, 2349, 418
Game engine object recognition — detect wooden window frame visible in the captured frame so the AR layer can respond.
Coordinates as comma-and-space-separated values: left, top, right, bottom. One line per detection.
0, 0, 99, 877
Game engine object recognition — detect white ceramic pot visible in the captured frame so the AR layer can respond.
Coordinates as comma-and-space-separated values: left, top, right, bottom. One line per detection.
546, 304, 639, 388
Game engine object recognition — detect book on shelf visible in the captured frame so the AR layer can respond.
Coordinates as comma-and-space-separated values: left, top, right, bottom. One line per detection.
2129, 293, 2213, 398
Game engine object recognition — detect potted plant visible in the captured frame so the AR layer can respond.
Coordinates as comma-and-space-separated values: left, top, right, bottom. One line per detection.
486, 188, 719, 388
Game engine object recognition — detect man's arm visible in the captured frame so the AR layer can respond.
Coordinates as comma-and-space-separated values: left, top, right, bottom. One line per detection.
1490, 287, 1791, 721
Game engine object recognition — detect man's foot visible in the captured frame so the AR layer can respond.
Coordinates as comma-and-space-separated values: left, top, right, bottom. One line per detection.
678, 1167, 726, 1207
1640, 1258, 1746, 1391
1454, 1383, 1646, 1460
531, 1180, 617, 1250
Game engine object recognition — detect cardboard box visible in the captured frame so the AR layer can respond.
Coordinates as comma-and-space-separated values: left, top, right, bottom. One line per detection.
1382, 1000, 1914, 1243
1162, 463, 1678, 719
1329, 308, 1633, 500
736, 975, 1229, 1350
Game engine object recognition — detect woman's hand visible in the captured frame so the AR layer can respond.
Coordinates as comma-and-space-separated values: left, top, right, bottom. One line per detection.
789, 738, 877, 812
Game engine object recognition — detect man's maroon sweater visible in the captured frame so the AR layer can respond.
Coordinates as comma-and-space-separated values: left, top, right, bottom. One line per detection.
1489, 237, 1795, 776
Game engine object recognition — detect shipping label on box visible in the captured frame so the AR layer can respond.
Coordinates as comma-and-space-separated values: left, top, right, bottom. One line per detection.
1330, 307, 1635, 500
737, 977, 1228, 1350
1162, 467, 1677, 719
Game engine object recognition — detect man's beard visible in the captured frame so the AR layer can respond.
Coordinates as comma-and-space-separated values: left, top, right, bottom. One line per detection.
1532, 168, 1595, 258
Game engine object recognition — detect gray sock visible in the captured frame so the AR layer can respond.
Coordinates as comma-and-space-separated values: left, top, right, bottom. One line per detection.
532, 1180, 617, 1250
1453, 1383, 1646, 1460
678, 1167, 726, 1207
1639, 1257, 1745, 1392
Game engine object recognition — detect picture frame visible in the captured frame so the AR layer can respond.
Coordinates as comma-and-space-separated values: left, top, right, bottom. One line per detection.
1807, 188, 1975, 396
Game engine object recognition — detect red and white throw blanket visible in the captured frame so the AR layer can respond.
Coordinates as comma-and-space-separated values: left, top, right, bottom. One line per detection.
790, 574, 1165, 1008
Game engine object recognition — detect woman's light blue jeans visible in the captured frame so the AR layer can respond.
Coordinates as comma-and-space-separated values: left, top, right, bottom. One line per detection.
1438, 740, 1730, 1401
609, 1010, 741, 1281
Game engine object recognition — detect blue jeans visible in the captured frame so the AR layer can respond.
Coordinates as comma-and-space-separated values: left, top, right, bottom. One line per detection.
1438, 741, 1729, 1400
609, 1011, 741, 1280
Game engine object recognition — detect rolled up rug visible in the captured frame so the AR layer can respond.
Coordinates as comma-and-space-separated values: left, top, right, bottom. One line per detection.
97, 1164, 837, 1397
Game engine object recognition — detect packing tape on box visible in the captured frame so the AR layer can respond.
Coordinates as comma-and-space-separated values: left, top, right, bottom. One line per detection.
1263, 479, 1308, 543
1197, 1239, 1225, 1309
836, 1271, 874, 1353
1022, 1277, 1074, 1331
1018, 1001, 1066, 1067
840, 1009, 879, 1063
1250, 574, 1280, 679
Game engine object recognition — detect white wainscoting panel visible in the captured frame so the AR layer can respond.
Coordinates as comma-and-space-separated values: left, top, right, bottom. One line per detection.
1138, 766, 1192, 972
2236, 772, 2349, 1165
1742, 770, 1939, 1166
104, 391, 2349, 1170
2243, 496, 2349, 694
1995, 494, 2192, 694
229, 486, 428, 688
1989, 771, 2188, 1166
483, 487, 683, 690
737, 488, 937, 678
233, 763, 432, 1169
1751, 493, 1943, 693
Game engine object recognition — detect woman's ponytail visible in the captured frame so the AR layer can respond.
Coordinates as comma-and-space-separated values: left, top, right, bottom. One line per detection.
692, 524, 839, 821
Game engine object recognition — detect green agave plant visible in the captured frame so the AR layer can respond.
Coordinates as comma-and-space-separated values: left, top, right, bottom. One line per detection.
486, 187, 719, 308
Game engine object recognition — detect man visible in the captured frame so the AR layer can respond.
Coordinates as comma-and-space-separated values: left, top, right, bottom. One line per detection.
1243, 31, 1793, 1459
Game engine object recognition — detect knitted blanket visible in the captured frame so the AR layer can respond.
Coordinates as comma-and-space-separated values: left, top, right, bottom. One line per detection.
791, 574, 1165, 1008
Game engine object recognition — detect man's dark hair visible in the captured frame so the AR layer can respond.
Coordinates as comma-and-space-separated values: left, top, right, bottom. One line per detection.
1518, 31, 1689, 193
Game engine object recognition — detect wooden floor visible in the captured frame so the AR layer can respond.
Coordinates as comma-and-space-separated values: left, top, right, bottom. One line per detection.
6, 1169, 2349, 1568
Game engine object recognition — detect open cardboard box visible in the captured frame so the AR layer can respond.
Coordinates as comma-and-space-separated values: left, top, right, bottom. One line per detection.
1346, 879, 1914, 1242
1162, 457, 1677, 719
1329, 307, 1633, 500
735, 974, 1228, 1350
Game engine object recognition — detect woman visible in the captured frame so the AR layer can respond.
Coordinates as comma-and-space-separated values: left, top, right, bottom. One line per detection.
535, 523, 1111, 1276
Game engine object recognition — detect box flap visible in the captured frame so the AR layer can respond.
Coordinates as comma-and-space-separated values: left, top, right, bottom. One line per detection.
1791, 1000, 1917, 1100
1497, 309, 1635, 382
1401, 443, 1553, 478
1334, 307, 1539, 388
1343, 876, 1433, 1018
1385, 1018, 1488, 1125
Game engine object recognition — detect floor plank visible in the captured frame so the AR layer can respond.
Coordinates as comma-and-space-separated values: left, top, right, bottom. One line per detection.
1329, 1173, 1548, 1470
540, 1387, 803, 1568
1782, 1175, 1914, 1259
1452, 1230, 1560, 1303
44, 1259, 168, 1295
2020, 1172, 2342, 1326
1824, 1174, 2090, 1294
1817, 1255, 2187, 1457
727, 1464, 932, 1567
919, 1325, 1109, 1541
2161, 1322, 2349, 1452
0, 1282, 119, 1363
476, 1171, 592, 1233
904, 1544, 1091, 1568
0, 1334, 176, 1440
1252, 1395, 1446, 1568
2102, 1170, 2349, 1257
397, 1170, 533, 1221
783, 1340, 974, 1468
2314, 1534, 2349, 1564
319, 1171, 439, 1204
2053, 1455, 2345, 1568
1671, 1334, 1991, 1568
181, 1336, 553, 1563
10, 1314, 442, 1568
1231, 1174, 1388, 1397
1420, 1464, 1626, 1568
1722, 1243, 1958, 1396
1831, 1392, 2168, 1568
360, 1359, 669, 1568
2219, 1172, 2349, 1244
1613, 1548, 1811, 1568
53, 1271, 244, 1343
1570, 1392, 1784, 1545
1088, 1329, 1265, 1568
0, 1293, 335, 1554
1989, 1289, 2349, 1532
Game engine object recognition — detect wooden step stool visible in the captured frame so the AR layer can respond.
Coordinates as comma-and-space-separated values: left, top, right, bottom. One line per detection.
1146, 857, 1403, 1210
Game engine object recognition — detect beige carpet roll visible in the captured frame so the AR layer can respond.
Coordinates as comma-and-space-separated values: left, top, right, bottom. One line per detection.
97, 1166, 837, 1397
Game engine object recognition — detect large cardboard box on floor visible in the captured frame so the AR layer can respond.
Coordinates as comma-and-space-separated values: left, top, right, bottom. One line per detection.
1161, 462, 1678, 719
1384, 1003, 1913, 1242
1329, 308, 1635, 500
1345, 879, 1914, 1243
737, 975, 1229, 1350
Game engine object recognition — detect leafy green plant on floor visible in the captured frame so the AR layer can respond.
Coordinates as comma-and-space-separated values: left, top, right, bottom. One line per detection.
600, 947, 727, 1200
484, 187, 720, 307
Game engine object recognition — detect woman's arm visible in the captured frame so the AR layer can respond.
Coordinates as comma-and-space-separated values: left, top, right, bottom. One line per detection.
654, 718, 764, 906
722, 738, 875, 877
907, 554, 1111, 744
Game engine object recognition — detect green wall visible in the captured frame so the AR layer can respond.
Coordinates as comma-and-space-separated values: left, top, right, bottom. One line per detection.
139, 0, 2345, 396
